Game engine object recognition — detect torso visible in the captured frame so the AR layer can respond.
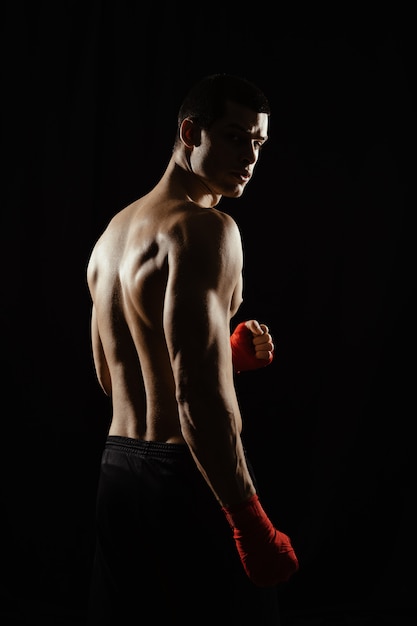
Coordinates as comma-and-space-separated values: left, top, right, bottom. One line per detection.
87, 184, 243, 443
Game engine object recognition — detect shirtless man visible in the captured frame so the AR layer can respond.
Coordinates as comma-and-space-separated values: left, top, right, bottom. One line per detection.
86, 74, 298, 625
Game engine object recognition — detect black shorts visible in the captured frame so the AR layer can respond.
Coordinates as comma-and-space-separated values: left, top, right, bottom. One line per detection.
88, 436, 281, 625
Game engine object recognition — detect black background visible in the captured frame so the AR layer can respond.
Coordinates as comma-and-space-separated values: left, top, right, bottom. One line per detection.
2, 3, 416, 625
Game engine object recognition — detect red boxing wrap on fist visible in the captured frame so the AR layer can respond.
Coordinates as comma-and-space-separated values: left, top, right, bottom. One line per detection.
230, 322, 273, 373
222, 494, 299, 587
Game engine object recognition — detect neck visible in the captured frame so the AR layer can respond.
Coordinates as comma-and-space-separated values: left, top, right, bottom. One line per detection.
159, 154, 222, 209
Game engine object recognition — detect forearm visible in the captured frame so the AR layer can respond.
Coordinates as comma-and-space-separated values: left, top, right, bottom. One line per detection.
177, 394, 256, 507
179, 393, 299, 587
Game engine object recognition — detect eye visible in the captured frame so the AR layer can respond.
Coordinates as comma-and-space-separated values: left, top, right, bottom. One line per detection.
226, 133, 266, 151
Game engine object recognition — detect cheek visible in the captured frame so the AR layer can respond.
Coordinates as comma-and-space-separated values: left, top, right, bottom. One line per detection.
191, 145, 217, 177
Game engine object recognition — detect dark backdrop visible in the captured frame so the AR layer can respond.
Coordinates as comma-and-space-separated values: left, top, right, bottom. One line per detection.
2, 3, 416, 625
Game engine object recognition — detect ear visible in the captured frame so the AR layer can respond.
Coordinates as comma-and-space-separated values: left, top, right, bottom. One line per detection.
180, 118, 201, 148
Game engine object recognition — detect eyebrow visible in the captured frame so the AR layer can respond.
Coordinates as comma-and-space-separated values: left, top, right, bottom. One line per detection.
226, 122, 268, 142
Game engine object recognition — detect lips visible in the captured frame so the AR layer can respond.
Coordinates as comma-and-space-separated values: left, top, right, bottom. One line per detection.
232, 171, 251, 182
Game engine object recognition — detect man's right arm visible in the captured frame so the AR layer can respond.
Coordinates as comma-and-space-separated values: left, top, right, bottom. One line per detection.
164, 210, 255, 507
164, 210, 299, 587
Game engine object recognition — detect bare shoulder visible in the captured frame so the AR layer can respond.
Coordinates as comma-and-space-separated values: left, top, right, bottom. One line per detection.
87, 199, 148, 276
169, 206, 242, 260
165, 206, 243, 305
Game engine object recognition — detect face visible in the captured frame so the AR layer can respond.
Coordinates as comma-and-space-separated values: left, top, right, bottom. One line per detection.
188, 100, 269, 199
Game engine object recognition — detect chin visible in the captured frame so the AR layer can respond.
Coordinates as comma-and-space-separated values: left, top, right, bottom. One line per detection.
222, 184, 245, 198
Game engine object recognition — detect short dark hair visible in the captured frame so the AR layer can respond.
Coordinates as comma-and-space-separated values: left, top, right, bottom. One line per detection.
177, 73, 270, 131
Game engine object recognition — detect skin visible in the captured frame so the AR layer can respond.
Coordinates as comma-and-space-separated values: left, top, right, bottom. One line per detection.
87, 100, 274, 507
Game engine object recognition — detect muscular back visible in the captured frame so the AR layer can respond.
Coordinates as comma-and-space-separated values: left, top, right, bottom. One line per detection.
87, 188, 244, 443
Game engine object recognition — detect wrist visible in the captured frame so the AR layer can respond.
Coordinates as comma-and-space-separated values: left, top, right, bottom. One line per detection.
222, 494, 263, 529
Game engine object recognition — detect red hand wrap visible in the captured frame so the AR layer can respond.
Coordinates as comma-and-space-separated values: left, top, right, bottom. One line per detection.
222, 494, 299, 587
230, 322, 273, 373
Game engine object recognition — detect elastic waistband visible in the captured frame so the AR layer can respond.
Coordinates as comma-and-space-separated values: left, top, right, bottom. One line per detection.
105, 435, 190, 459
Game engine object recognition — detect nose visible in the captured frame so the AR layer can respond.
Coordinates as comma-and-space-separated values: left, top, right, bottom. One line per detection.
240, 141, 258, 165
